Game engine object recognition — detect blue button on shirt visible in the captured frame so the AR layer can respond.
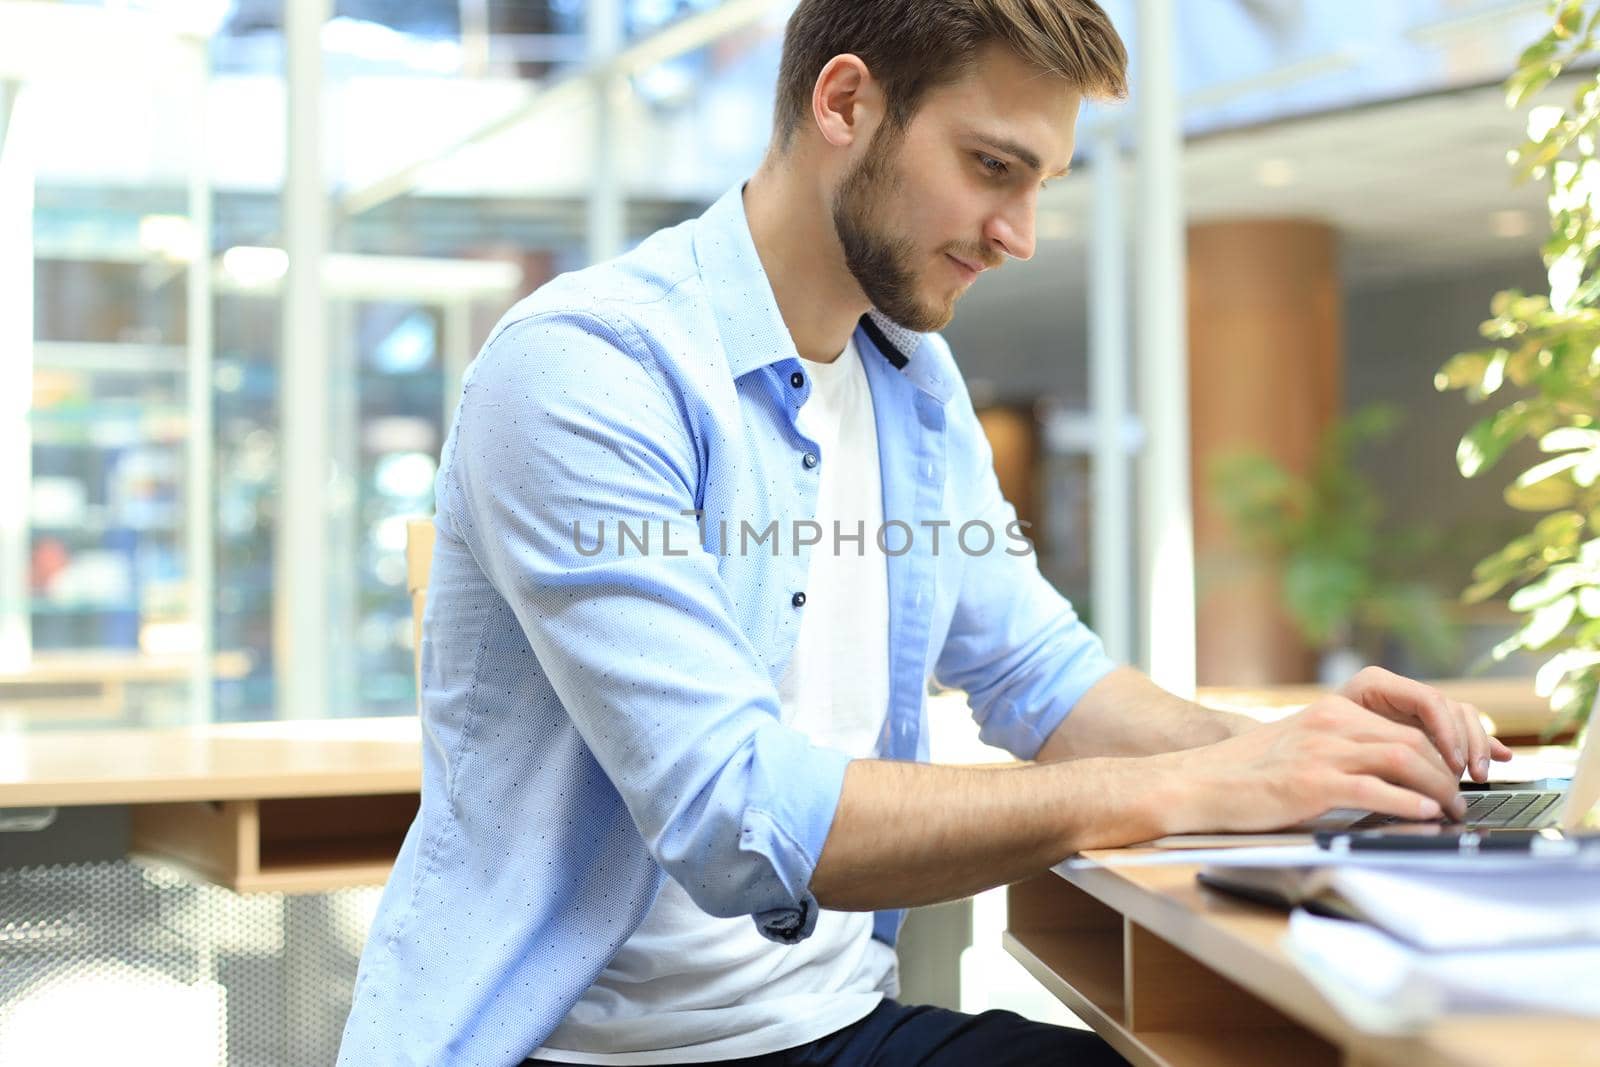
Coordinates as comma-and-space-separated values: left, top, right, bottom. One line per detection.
337, 183, 1115, 1067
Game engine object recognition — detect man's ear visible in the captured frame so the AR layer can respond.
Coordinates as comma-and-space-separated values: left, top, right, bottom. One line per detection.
812, 54, 881, 150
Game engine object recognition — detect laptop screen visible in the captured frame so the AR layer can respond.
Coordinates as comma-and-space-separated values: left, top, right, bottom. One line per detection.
1559, 712, 1600, 829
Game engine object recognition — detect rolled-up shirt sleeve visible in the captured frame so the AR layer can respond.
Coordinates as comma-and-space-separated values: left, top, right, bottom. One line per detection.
440, 310, 851, 943
931, 366, 1118, 759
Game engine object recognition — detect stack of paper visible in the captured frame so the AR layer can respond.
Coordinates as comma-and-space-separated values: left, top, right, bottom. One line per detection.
1265, 857, 1600, 1030
1287, 909, 1600, 1033
1326, 865, 1600, 951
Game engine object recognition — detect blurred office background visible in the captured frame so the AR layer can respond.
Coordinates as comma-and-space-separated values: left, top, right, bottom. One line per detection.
0, 0, 1573, 1062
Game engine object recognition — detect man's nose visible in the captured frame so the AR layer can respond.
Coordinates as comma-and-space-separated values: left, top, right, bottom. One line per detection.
984, 195, 1037, 262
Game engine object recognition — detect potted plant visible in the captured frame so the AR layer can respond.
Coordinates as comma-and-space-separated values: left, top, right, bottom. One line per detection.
1435, 0, 1600, 732
1209, 404, 1461, 685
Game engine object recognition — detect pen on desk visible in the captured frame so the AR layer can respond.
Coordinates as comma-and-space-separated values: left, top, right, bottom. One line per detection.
1314, 829, 1585, 856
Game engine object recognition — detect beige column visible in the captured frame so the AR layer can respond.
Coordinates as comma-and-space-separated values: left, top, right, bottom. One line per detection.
1188, 219, 1342, 685
977, 404, 1040, 535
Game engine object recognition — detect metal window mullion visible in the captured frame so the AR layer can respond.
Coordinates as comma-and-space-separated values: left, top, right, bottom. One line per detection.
587, 0, 625, 265
460, 0, 491, 78
184, 35, 215, 723
1088, 122, 1134, 666
276, 0, 332, 719
0, 80, 31, 671
326, 298, 359, 718
1134, 0, 1196, 696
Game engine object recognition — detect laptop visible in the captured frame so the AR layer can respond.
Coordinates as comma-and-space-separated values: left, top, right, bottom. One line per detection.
1324, 716, 1600, 837
1152, 716, 1600, 847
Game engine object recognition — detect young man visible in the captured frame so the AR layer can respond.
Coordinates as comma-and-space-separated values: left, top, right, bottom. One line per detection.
338, 2, 1512, 1063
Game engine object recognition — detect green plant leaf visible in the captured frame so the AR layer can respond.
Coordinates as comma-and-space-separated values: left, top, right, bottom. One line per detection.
1470, 545, 1534, 592
1340, 403, 1403, 442
1440, 4, 1600, 728
1535, 648, 1600, 697
1506, 477, 1580, 510
1536, 510, 1589, 547
1509, 563, 1588, 610
1576, 450, 1600, 487
1505, 452, 1586, 510
1207, 451, 1302, 552
1282, 553, 1367, 646
1464, 577, 1511, 604
1457, 406, 1531, 477
1530, 103, 1568, 143
1466, 511, 1587, 602
1511, 293, 1554, 320
1434, 350, 1493, 392
1492, 631, 1528, 661
1540, 426, 1600, 451
1510, 57, 1564, 108
1557, 1, 1585, 40
1477, 348, 1511, 399
1506, 339, 1547, 386
1518, 593, 1580, 650
1551, 672, 1600, 730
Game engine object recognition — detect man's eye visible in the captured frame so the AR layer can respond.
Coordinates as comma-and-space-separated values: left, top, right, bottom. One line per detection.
978, 154, 1008, 177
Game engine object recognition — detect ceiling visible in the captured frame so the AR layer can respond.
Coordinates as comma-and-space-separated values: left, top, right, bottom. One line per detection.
945, 77, 1562, 403
1033, 77, 1556, 289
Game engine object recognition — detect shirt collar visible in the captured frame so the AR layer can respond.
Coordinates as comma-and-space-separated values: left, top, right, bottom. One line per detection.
692, 182, 952, 404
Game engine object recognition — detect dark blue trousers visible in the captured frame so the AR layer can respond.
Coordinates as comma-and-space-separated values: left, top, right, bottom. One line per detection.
543, 999, 1128, 1066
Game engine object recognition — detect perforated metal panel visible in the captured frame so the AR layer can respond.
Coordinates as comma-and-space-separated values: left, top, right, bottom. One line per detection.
0, 860, 381, 1066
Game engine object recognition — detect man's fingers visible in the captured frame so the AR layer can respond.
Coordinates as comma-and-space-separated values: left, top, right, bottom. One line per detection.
1491, 737, 1515, 761
1343, 668, 1468, 776
1459, 701, 1492, 782
1342, 738, 1463, 819
1409, 689, 1468, 777
1332, 704, 1452, 777
1340, 774, 1444, 822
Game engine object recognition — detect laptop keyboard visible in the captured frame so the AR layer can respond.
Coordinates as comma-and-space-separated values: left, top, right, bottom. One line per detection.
1462, 790, 1563, 827
1352, 790, 1563, 829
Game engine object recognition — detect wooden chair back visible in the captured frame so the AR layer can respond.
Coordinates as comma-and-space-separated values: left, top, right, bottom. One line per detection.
405, 519, 435, 710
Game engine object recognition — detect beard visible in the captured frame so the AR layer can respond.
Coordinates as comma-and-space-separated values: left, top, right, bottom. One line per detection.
830, 123, 957, 333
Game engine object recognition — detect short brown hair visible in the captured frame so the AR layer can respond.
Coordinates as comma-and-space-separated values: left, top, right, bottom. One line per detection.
772, 0, 1128, 152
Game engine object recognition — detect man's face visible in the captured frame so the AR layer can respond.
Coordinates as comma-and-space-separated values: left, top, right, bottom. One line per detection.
830, 44, 1083, 333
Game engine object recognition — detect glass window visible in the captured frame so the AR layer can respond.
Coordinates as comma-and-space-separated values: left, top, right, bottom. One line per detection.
5, 14, 217, 729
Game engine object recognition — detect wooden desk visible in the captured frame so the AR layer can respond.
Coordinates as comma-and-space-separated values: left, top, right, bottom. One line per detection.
1006, 854, 1600, 1067
0, 717, 421, 893
0, 650, 254, 721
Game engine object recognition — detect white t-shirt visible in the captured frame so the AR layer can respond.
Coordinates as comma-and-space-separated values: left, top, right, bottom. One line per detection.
532, 337, 896, 1063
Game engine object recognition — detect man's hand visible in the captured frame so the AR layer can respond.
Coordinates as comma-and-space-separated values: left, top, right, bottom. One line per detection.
1338, 666, 1514, 782
1154, 693, 1475, 834
812, 670, 1526, 911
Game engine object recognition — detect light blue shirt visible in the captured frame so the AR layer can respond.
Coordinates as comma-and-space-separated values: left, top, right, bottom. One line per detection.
337, 183, 1116, 1067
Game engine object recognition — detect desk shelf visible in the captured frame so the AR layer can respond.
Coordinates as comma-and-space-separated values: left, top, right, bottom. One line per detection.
1007, 860, 1600, 1067
1008, 872, 1341, 1067
130, 792, 416, 894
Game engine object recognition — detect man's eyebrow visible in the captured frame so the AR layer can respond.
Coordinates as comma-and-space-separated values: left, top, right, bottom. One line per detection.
965, 131, 1072, 179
